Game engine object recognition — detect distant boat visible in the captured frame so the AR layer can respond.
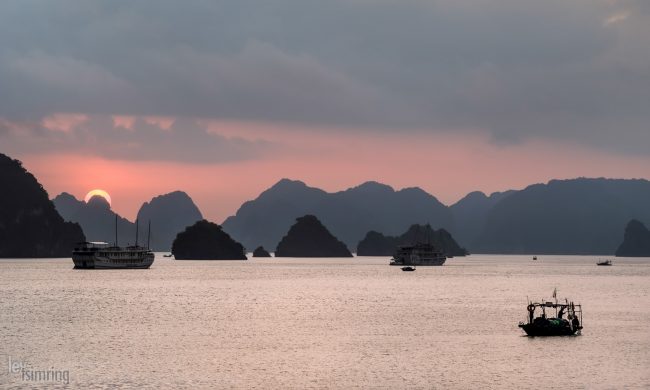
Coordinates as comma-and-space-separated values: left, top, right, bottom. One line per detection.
163, 253, 173, 258
72, 217, 154, 269
532, 256, 538, 261
390, 242, 446, 266
518, 298, 583, 336
389, 224, 447, 266
597, 259, 612, 266
401, 266, 416, 272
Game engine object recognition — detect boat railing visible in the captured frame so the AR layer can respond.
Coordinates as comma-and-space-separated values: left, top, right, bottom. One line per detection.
75, 241, 109, 249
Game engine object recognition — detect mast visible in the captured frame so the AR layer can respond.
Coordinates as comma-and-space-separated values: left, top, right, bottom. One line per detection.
115, 214, 118, 246
135, 219, 139, 247
147, 220, 151, 250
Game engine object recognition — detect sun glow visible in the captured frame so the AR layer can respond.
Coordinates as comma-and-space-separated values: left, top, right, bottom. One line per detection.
84, 189, 112, 206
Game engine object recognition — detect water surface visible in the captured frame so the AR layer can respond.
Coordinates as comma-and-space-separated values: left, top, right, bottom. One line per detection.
1, 255, 649, 389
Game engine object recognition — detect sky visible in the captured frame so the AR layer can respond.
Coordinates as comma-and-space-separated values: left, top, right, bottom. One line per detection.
1, 0, 649, 222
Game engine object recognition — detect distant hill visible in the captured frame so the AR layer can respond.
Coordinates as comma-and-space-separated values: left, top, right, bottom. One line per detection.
222, 179, 453, 250
357, 224, 468, 257
53, 193, 136, 245
0, 153, 85, 257
449, 190, 514, 248
275, 215, 352, 257
136, 191, 203, 251
474, 178, 650, 254
615, 220, 650, 257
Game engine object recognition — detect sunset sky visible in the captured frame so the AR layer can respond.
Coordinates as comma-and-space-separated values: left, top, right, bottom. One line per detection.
2, 1, 649, 222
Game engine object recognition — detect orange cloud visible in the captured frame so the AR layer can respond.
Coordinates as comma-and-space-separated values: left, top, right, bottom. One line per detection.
41, 113, 88, 133
112, 115, 136, 129
144, 116, 175, 130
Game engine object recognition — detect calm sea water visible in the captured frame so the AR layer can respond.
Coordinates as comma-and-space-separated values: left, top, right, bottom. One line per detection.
1, 255, 649, 389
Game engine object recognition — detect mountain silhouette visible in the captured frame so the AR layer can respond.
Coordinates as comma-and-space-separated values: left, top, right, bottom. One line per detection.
449, 190, 514, 248
52, 176, 650, 256
53, 193, 136, 245
474, 178, 650, 254
275, 215, 352, 257
222, 179, 452, 250
615, 219, 650, 257
0, 153, 85, 257
136, 191, 203, 251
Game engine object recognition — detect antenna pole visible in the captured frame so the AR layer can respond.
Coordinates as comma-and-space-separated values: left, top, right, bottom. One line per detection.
147, 220, 151, 250
135, 219, 139, 247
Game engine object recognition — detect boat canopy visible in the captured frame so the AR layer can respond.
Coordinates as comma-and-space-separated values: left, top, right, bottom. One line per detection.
525, 300, 583, 324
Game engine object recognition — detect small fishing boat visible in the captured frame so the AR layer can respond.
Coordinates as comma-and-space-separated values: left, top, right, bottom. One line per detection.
532, 256, 538, 261
597, 259, 612, 266
163, 253, 173, 258
401, 266, 416, 272
518, 291, 582, 336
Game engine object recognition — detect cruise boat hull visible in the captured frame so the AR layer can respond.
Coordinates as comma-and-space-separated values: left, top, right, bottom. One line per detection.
73, 256, 154, 269
390, 258, 446, 266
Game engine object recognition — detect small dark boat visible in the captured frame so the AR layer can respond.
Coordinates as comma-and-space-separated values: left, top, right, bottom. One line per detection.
401, 266, 416, 272
532, 256, 538, 261
519, 297, 582, 336
163, 253, 173, 258
597, 259, 612, 266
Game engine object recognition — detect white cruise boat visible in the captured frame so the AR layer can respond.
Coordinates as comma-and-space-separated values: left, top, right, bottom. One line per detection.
72, 218, 154, 269
389, 242, 446, 266
72, 242, 154, 269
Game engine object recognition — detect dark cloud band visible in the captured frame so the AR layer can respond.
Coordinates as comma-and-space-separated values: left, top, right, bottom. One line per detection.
1, 0, 649, 156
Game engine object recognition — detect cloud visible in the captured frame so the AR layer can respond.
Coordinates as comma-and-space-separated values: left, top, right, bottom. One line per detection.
604, 11, 630, 26
0, 0, 649, 155
0, 115, 274, 163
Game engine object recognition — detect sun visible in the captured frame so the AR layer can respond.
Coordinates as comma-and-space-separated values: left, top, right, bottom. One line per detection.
84, 189, 112, 206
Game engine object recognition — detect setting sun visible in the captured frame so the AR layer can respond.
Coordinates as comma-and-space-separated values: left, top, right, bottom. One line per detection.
84, 189, 112, 206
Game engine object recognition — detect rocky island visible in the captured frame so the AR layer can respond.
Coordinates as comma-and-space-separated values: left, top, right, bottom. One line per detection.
275, 215, 353, 257
357, 224, 468, 257
0, 153, 85, 257
615, 219, 650, 257
253, 246, 272, 257
172, 220, 247, 260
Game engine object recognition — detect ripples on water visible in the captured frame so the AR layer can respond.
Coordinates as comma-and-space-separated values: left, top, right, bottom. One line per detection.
1, 255, 649, 389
